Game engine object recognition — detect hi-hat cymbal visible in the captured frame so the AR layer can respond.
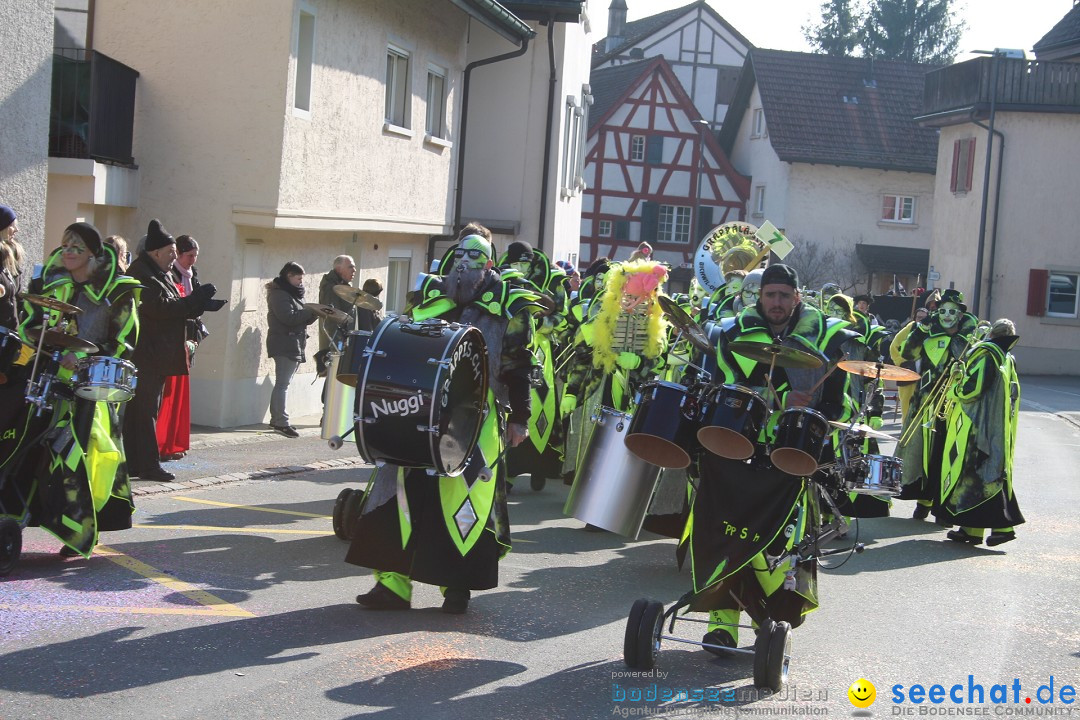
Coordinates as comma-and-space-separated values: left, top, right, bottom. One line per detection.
24, 327, 98, 354
727, 340, 824, 369
332, 285, 383, 311
828, 420, 894, 441
657, 295, 713, 355
837, 360, 920, 382
19, 293, 82, 315
303, 303, 350, 325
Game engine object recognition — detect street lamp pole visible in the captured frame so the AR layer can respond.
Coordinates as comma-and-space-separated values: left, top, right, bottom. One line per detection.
692, 119, 710, 245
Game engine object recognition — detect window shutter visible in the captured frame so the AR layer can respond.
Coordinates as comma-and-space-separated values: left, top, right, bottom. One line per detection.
641, 202, 659, 241
645, 135, 664, 165
697, 206, 714, 239
950, 139, 960, 192
964, 137, 977, 192
614, 220, 630, 240
1027, 268, 1049, 316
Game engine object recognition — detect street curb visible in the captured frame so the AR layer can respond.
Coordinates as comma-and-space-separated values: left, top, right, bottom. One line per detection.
130, 455, 371, 497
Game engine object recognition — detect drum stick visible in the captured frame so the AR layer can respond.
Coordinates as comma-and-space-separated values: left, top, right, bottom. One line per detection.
806, 357, 844, 395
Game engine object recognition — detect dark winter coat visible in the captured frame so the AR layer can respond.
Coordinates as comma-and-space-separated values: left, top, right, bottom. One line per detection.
266, 280, 317, 362
128, 251, 206, 376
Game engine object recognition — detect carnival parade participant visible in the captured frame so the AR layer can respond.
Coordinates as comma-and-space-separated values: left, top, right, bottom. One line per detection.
16, 223, 141, 557
937, 319, 1024, 546
347, 228, 535, 614
689, 263, 857, 654
704, 269, 747, 321
895, 289, 978, 519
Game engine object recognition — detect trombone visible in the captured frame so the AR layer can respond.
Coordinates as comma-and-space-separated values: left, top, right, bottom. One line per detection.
898, 321, 991, 446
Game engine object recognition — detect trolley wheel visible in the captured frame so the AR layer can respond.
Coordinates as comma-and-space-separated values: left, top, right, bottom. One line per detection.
0, 517, 22, 577
752, 618, 777, 689
764, 621, 792, 692
343, 489, 365, 541
529, 474, 546, 492
634, 600, 665, 671
332, 489, 353, 540
623, 598, 649, 668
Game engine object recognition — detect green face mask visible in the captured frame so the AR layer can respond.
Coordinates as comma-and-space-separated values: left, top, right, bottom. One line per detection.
826, 302, 847, 320
454, 235, 493, 270
510, 260, 532, 275
725, 278, 743, 297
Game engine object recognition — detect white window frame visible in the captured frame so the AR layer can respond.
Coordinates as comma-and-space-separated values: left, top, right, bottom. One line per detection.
881, 194, 916, 224
658, 205, 692, 244
630, 134, 645, 162
386, 255, 412, 316
1047, 271, 1080, 318
425, 64, 447, 141
292, 4, 316, 117
752, 185, 765, 217
385, 44, 411, 131
598, 219, 612, 237
751, 108, 766, 138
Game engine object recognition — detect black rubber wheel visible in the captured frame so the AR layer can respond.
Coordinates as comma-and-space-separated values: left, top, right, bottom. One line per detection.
530, 473, 546, 492
332, 489, 353, 540
0, 517, 22, 577
623, 598, 648, 668
634, 600, 665, 671
764, 621, 792, 692
752, 618, 776, 689
343, 489, 365, 541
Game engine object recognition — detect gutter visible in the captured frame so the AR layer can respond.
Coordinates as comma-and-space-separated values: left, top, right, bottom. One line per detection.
536, 13, 558, 255
449, 0, 535, 44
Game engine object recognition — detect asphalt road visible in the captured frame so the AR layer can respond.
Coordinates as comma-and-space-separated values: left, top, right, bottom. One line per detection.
1, 378, 1078, 719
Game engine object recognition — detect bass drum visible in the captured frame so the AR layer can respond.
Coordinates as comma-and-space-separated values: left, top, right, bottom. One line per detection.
354, 318, 488, 476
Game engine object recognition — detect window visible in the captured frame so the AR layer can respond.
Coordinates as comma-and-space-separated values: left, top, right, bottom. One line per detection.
630, 135, 645, 162
560, 87, 593, 198
386, 257, 412, 316
598, 220, 612, 237
951, 137, 976, 193
882, 194, 915, 224
751, 108, 766, 138
658, 205, 692, 244
385, 46, 410, 128
752, 185, 765, 216
294, 8, 315, 113
425, 66, 446, 138
1047, 272, 1079, 318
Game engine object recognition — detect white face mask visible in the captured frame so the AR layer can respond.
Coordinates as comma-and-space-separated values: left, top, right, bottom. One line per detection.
938, 302, 962, 329
741, 287, 759, 307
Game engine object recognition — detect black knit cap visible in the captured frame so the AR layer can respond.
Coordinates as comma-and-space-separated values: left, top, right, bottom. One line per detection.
65, 221, 104, 258
145, 218, 175, 251
760, 263, 799, 289
505, 241, 533, 263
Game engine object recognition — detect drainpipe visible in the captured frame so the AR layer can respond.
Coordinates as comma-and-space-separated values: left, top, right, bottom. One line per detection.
971, 54, 1000, 316
453, 35, 532, 233
536, 13, 558, 256
972, 116, 1005, 319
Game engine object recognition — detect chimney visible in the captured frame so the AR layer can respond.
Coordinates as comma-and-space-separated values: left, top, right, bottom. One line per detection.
605, 0, 628, 53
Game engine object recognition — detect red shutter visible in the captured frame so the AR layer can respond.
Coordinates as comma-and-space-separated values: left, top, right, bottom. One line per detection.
1027, 269, 1049, 316
965, 138, 977, 192
950, 139, 960, 192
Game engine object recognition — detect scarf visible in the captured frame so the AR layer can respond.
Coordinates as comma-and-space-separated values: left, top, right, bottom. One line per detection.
273, 275, 305, 300
175, 263, 194, 295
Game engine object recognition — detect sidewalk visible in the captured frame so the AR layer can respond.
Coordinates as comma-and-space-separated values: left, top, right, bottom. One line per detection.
188, 413, 325, 449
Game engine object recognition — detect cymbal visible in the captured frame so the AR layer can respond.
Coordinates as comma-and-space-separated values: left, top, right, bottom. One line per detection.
332, 285, 383, 311
837, 360, 920, 382
727, 340, 824, 369
19, 293, 81, 315
24, 327, 99, 354
303, 303, 350, 325
657, 295, 714, 355
828, 420, 894, 441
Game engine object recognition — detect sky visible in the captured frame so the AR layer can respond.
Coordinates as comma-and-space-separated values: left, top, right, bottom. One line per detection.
588, 0, 1075, 62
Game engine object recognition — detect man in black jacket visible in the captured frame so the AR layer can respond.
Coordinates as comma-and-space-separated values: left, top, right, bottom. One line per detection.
123, 219, 222, 481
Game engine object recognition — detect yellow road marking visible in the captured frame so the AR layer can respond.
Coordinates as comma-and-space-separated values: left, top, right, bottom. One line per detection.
95, 545, 255, 617
134, 524, 333, 536
172, 496, 330, 519
0, 603, 253, 618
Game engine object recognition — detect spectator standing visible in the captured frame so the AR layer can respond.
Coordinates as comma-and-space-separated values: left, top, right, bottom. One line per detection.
156, 235, 202, 461
317, 255, 356, 353
0, 205, 25, 328
105, 236, 131, 273
124, 219, 223, 481
266, 262, 318, 438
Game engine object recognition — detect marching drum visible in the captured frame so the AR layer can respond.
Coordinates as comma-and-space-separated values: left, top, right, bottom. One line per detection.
565, 406, 661, 539
848, 454, 903, 496
354, 319, 488, 476
73, 356, 137, 402
321, 350, 355, 440
625, 381, 699, 469
697, 384, 768, 460
770, 407, 829, 477
335, 330, 374, 388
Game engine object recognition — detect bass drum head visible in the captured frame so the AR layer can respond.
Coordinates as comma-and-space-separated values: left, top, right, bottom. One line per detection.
435, 326, 488, 475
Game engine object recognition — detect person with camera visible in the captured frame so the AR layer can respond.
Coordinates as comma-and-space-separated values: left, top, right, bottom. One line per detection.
123, 219, 225, 481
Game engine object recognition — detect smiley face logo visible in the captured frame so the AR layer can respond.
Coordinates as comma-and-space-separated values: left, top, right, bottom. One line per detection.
848, 678, 876, 708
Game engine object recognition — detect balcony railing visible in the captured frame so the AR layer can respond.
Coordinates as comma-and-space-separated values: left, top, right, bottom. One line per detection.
50, 48, 139, 166
923, 57, 1080, 117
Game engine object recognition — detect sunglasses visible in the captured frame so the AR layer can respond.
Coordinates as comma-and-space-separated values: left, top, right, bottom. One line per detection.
453, 248, 486, 260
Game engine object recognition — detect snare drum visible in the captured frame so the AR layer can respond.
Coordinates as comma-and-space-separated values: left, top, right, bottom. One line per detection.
770, 407, 829, 476
697, 384, 768, 460
354, 318, 488, 476
335, 330, 374, 388
624, 381, 698, 469
0, 327, 22, 384
74, 356, 138, 402
849, 454, 903, 496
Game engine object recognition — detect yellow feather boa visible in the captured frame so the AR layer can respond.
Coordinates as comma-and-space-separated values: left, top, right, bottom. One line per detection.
591, 260, 669, 373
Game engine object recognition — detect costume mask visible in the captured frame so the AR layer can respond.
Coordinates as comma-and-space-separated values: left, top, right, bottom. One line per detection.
741, 286, 759, 307
689, 279, 707, 307
453, 234, 493, 272
821, 283, 840, 305
938, 302, 962, 330
725, 277, 744, 298
620, 264, 667, 312
826, 301, 847, 320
